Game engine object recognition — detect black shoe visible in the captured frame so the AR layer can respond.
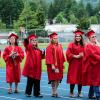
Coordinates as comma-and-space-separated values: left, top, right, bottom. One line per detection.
26, 94, 31, 97
89, 96, 96, 99
35, 94, 43, 98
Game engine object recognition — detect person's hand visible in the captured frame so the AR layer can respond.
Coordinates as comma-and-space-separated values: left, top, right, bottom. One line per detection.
42, 49, 45, 55
14, 53, 19, 57
77, 55, 83, 58
79, 52, 83, 57
9, 54, 14, 57
51, 64, 55, 70
20, 27, 25, 33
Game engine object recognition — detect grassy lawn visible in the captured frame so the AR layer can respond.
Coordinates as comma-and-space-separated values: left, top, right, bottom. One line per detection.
0, 56, 69, 73
0, 43, 69, 49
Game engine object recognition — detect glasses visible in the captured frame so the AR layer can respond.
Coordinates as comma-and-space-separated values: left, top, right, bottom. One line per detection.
31, 40, 37, 42
10, 38, 15, 40
75, 36, 81, 37
91, 36, 96, 38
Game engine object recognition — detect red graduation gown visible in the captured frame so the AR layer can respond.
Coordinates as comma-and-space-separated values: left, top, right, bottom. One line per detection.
22, 42, 45, 80
66, 42, 84, 84
82, 44, 100, 86
46, 44, 66, 81
3, 45, 24, 83
0, 50, 1, 58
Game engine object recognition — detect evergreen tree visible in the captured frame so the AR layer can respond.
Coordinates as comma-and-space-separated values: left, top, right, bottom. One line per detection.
63, 0, 72, 22
14, 3, 38, 30
86, 2, 94, 17
91, 16, 98, 24
0, 0, 24, 28
76, 7, 86, 20
76, 16, 91, 30
29, 1, 37, 12
35, 4, 46, 29
78, 0, 84, 9
48, 3, 55, 19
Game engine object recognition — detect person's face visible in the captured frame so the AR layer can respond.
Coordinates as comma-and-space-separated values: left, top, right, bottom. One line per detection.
10, 37, 15, 44
75, 35, 81, 42
89, 35, 96, 43
30, 38, 37, 45
53, 36, 58, 44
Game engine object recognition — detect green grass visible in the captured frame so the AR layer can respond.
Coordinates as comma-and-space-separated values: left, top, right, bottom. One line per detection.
0, 43, 69, 49
0, 56, 69, 73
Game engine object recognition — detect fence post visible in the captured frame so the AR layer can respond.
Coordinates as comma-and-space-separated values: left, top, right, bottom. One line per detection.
35, 29, 36, 36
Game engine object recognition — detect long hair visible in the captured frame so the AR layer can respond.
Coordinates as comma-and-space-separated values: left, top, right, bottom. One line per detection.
9, 38, 18, 46
30, 39, 40, 51
50, 37, 59, 45
75, 35, 85, 47
88, 38, 100, 47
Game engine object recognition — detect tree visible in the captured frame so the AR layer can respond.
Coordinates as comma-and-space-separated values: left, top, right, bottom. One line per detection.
34, 0, 49, 15
70, 14, 76, 24
86, 2, 94, 17
76, 17, 91, 30
0, 0, 24, 28
91, 16, 98, 24
78, 0, 84, 9
35, 4, 46, 29
63, 0, 72, 22
0, 19, 6, 29
76, 7, 86, 20
14, 4, 46, 36
48, 3, 55, 19
70, 0, 78, 16
14, 3, 38, 35
29, 1, 37, 12
94, 0, 100, 17
55, 13, 63, 23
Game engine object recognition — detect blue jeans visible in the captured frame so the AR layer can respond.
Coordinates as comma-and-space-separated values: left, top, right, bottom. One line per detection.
89, 86, 100, 99
94, 86, 100, 99
88, 86, 94, 97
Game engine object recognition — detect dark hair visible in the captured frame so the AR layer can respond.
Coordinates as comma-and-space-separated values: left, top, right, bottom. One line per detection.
75, 35, 85, 47
9, 38, 18, 46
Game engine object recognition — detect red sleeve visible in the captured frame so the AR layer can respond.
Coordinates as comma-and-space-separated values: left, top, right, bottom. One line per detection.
46, 45, 54, 65
3, 48, 10, 63
66, 43, 74, 62
85, 44, 100, 65
0, 50, 1, 58
18, 47, 24, 62
23, 41, 33, 51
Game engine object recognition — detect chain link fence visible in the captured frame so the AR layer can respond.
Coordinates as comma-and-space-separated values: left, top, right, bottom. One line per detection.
0, 29, 100, 46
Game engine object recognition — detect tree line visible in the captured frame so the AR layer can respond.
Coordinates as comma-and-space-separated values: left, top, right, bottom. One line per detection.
0, 0, 100, 30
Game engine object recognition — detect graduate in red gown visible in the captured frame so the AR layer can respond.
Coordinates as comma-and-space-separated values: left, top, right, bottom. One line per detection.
82, 30, 100, 100
46, 33, 66, 97
66, 30, 85, 98
20, 27, 45, 98
0, 49, 1, 67
3, 33, 24, 94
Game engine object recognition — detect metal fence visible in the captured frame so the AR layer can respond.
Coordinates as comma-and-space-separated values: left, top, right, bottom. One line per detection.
0, 29, 100, 46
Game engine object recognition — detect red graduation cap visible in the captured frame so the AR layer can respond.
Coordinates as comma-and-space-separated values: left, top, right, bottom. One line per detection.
8, 33, 19, 39
28, 34, 38, 40
85, 30, 95, 38
47, 32, 58, 39
73, 30, 84, 35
